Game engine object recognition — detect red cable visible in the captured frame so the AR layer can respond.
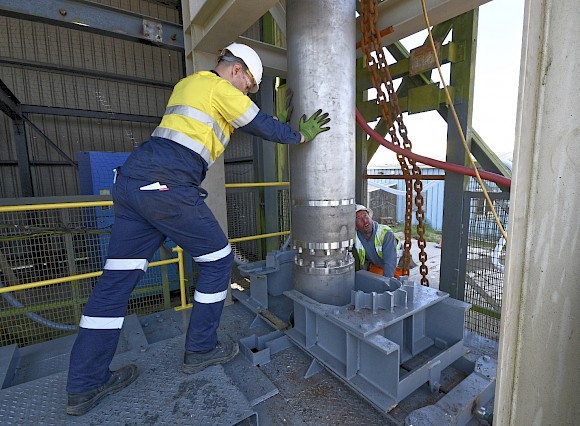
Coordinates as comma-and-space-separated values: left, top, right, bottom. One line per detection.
355, 108, 512, 188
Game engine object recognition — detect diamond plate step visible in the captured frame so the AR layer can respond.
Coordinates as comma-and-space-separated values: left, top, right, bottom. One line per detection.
4, 313, 150, 388
0, 333, 260, 425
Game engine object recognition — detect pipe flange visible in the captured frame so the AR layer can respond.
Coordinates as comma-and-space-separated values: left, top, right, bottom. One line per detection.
293, 239, 353, 250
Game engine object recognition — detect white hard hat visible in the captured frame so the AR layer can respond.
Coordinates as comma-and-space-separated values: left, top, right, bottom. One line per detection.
222, 42, 263, 93
355, 204, 373, 217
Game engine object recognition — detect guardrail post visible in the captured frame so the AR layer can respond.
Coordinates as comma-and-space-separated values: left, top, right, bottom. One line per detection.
172, 246, 192, 311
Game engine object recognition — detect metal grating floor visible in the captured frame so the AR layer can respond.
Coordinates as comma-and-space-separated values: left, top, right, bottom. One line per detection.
0, 299, 498, 425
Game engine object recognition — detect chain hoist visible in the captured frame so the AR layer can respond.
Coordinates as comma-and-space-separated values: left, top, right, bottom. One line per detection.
359, 0, 429, 285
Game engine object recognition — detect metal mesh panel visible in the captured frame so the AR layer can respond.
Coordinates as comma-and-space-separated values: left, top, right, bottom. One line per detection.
226, 191, 259, 263
225, 163, 255, 185
0, 201, 181, 347
467, 176, 503, 193
278, 188, 291, 245
463, 190, 509, 340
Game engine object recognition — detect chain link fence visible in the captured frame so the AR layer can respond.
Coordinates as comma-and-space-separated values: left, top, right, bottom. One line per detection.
462, 186, 509, 340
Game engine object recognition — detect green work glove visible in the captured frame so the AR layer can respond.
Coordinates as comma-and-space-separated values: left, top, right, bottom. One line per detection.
277, 88, 293, 123
277, 107, 292, 124
299, 109, 331, 143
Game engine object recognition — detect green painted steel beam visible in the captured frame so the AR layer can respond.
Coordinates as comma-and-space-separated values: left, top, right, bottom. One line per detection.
471, 129, 512, 181
440, 10, 478, 300
404, 84, 456, 114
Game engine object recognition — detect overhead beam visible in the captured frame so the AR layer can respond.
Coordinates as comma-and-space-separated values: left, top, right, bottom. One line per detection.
0, 0, 184, 51
355, 0, 491, 53
21, 105, 161, 123
470, 130, 512, 181
183, 0, 277, 55
268, 1, 286, 35
237, 37, 287, 78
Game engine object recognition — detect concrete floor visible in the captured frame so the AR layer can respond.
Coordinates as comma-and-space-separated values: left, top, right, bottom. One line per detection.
407, 239, 442, 289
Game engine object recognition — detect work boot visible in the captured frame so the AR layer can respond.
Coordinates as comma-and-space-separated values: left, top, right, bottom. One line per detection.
183, 340, 239, 374
67, 364, 139, 416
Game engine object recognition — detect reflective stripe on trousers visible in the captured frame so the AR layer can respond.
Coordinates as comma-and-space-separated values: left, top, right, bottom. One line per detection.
67, 175, 234, 393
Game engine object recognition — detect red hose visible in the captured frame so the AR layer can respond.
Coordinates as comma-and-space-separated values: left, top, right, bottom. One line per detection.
355, 108, 512, 188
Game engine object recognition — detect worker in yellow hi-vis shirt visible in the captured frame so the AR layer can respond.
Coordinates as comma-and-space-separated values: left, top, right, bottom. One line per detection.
354, 204, 402, 278
66, 42, 330, 416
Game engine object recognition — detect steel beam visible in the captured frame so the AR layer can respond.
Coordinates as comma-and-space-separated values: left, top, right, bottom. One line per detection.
12, 118, 33, 197
0, 0, 183, 51
0, 57, 175, 89
355, 0, 491, 52
20, 105, 160, 123
439, 11, 478, 299
0, 79, 33, 196
183, 0, 277, 56
0, 79, 20, 120
470, 130, 512, 182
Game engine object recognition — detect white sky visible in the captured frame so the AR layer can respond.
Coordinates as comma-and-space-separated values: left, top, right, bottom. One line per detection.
368, 0, 525, 167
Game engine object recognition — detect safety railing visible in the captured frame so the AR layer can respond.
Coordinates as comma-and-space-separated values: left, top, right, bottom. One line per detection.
225, 181, 291, 267
0, 184, 292, 348
0, 197, 187, 347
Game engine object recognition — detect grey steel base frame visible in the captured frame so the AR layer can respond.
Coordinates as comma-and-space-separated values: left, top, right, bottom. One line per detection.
405, 355, 497, 425
285, 272, 471, 412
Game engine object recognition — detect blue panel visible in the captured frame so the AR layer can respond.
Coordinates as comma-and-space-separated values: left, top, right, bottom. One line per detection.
77, 151, 129, 196
77, 151, 187, 292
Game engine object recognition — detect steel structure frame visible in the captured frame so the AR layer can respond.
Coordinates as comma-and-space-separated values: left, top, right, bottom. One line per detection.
0, 0, 183, 51
0, 79, 163, 196
0, 0, 509, 321
285, 272, 470, 412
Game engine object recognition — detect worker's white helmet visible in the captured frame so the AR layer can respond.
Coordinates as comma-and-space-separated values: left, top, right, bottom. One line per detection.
222, 42, 263, 93
355, 204, 373, 218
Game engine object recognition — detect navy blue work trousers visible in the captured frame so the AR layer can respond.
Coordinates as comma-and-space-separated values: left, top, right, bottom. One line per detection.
66, 174, 233, 393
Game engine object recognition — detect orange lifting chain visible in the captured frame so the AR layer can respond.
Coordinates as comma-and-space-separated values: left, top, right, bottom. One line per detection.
359, 0, 430, 286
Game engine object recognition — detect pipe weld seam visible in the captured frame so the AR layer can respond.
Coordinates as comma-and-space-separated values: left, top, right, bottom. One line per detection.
295, 263, 354, 275
292, 198, 355, 207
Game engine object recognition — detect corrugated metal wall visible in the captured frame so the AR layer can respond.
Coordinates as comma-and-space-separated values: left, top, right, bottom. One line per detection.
367, 166, 445, 230
0, 0, 183, 197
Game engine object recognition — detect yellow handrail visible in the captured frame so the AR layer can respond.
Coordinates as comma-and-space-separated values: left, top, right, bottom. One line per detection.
0, 257, 179, 294
224, 181, 289, 188
0, 196, 290, 311
172, 246, 192, 311
229, 230, 290, 243
0, 201, 113, 212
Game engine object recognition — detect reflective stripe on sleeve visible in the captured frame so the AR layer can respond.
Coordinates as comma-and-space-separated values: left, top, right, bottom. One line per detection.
194, 289, 228, 304
79, 315, 124, 329
231, 103, 259, 128
152, 127, 214, 167
193, 244, 232, 263
104, 258, 149, 271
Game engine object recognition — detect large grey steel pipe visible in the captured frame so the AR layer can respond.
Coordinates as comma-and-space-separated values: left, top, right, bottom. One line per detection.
287, 0, 356, 305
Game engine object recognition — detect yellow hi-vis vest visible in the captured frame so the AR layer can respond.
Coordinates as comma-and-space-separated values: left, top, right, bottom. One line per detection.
151, 71, 259, 167
354, 223, 402, 264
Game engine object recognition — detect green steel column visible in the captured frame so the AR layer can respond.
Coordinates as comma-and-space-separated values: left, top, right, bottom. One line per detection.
439, 10, 478, 299
252, 75, 279, 254
355, 57, 371, 204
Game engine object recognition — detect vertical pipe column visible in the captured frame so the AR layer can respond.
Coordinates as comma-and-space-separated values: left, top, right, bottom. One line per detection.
495, 0, 580, 423
286, 0, 356, 305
